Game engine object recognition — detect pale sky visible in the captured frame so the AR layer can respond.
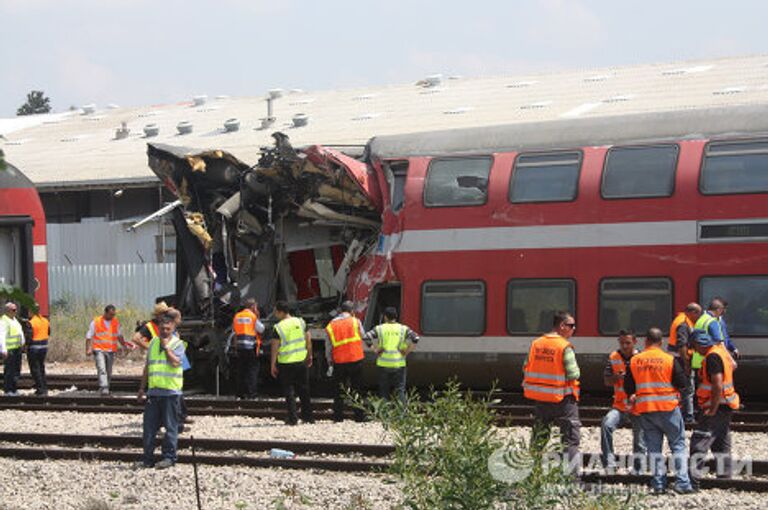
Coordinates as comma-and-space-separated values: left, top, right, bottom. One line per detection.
1, 0, 767, 117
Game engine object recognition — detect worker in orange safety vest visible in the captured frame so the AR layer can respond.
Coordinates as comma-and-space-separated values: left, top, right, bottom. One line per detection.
667, 302, 702, 423
230, 298, 265, 399
85, 304, 128, 395
625, 328, 694, 495
688, 328, 740, 488
27, 307, 51, 396
600, 329, 646, 473
324, 301, 366, 422
522, 310, 580, 465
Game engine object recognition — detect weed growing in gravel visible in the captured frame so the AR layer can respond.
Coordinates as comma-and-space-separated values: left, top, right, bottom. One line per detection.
350, 380, 646, 510
82, 498, 114, 510
47, 296, 149, 362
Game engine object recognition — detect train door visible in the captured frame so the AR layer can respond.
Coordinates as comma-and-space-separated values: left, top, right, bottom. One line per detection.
365, 282, 402, 329
0, 218, 34, 296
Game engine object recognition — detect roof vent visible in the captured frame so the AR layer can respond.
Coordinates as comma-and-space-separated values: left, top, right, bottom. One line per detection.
352, 93, 378, 101
193, 95, 207, 106
81, 104, 96, 115
418, 74, 443, 88
269, 88, 284, 99
107, 103, 120, 109
289, 88, 304, 94
143, 124, 159, 137
215, 95, 230, 100
177, 121, 193, 135
292, 113, 309, 128
115, 122, 130, 140
223, 118, 240, 132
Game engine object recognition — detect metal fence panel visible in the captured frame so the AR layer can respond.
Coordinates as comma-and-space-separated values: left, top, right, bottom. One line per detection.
48, 263, 176, 307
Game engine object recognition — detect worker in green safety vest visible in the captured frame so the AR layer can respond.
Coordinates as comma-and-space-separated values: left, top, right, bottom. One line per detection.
363, 307, 419, 403
0, 302, 25, 396
136, 314, 185, 469
690, 299, 728, 372
270, 301, 315, 425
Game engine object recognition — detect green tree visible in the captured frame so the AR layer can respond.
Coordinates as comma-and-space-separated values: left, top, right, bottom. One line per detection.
0, 149, 6, 171
16, 90, 51, 116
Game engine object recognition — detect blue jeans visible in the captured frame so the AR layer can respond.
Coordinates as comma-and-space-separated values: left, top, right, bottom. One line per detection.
639, 408, 692, 491
600, 408, 646, 471
142, 394, 181, 466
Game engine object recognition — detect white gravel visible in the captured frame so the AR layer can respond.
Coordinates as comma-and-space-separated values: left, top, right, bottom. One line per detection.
0, 457, 400, 510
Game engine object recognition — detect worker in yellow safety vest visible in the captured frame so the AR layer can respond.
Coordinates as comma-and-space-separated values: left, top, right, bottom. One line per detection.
0, 302, 25, 396
270, 301, 314, 425
363, 307, 419, 404
136, 314, 185, 469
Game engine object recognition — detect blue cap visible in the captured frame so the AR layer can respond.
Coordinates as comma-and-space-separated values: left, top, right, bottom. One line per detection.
692, 332, 715, 347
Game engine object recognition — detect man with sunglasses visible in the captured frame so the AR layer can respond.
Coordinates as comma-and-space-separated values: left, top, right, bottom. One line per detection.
523, 311, 581, 468
0, 302, 25, 395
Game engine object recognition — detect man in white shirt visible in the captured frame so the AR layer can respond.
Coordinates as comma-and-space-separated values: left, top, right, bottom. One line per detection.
0, 302, 26, 395
85, 304, 127, 395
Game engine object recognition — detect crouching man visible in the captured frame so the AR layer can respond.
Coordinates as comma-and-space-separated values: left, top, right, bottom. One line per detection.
136, 314, 185, 469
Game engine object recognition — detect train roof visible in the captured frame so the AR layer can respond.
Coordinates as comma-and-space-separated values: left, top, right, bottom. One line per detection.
0, 161, 34, 189
366, 103, 768, 159
4, 54, 768, 189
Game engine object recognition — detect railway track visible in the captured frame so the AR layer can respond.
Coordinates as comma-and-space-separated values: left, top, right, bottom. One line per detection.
1, 394, 767, 432
1, 432, 768, 492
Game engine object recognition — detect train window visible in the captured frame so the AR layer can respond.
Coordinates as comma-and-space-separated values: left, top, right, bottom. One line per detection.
424, 157, 492, 207
700, 276, 768, 336
507, 279, 576, 334
701, 140, 768, 195
602, 145, 678, 199
509, 152, 581, 203
421, 281, 485, 335
384, 161, 409, 213
599, 278, 672, 335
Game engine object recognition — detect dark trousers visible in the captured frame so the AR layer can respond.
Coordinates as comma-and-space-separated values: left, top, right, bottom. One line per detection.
142, 394, 181, 466
690, 408, 733, 484
532, 396, 581, 466
236, 349, 260, 398
332, 360, 365, 421
378, 366, 406, 404
3, 348, 22, 394
27, 348, 47, 394
278, 362, 314, 423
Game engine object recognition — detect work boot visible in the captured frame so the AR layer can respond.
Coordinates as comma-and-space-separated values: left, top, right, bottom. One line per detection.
155, 458, 174, 470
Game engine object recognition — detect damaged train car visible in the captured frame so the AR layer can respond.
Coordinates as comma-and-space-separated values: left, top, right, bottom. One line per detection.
146, 135, 391, 388
148, 104, 768, 396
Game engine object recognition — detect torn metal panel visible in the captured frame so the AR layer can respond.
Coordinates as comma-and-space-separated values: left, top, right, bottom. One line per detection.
145, 132, 386, 331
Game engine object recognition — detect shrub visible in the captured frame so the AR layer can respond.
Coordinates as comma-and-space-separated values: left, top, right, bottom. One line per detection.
351, 381, 645, 510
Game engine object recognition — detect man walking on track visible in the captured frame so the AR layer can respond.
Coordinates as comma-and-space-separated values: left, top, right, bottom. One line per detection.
522, 310, 581, 468
85, 304, 128, 395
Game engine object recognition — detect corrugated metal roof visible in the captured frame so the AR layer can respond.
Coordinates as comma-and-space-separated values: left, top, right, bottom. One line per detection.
3, 54, 768, 189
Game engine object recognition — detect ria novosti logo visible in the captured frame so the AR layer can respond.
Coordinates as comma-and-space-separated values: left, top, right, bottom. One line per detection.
487, 446, 535, 483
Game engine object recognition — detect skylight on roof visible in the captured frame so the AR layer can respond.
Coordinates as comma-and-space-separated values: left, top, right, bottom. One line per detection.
520, 101, 552, 110
602, 94, 634, 103
351, 113, 381, 121
662, 65, 713, 76
584, 74, 611, 83
138, 110, 164, 118
507, 80, 537, 89
443, 107, 473, 115
713, 86, 747, 95
289, 98, 315, 106
561, 102, 601, 118
352, 93, 378, 101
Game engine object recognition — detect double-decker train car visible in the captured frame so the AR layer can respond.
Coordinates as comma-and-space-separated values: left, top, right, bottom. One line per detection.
0, 160, 48, 315
149, 103, 768, 396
